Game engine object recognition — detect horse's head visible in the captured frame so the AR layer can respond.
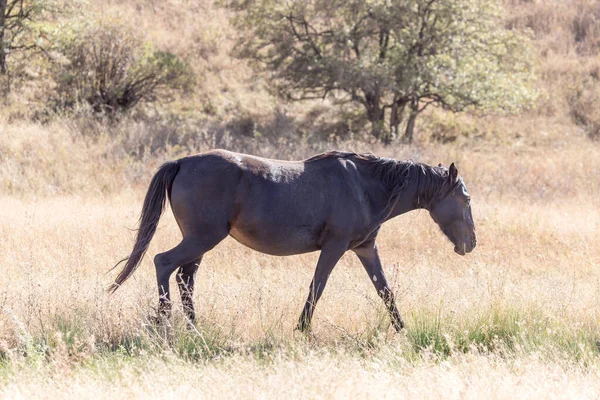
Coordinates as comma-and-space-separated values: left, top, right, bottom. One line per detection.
429, 163, 476, 255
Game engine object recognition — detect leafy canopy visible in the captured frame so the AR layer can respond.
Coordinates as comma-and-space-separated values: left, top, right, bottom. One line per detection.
232, 0, 537, 141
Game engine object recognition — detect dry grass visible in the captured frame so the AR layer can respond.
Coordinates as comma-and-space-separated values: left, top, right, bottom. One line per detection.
1, 121, 600, 397
4, 353, 600, 399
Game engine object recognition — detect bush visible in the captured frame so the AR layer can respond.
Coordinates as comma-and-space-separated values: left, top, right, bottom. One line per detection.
54, 19, 193, 115
571, 0, 600, 55
568, 69, 600, 140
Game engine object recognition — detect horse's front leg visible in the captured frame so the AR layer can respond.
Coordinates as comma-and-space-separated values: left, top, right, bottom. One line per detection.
297, 239, 349, 332
353, 240, 404, 332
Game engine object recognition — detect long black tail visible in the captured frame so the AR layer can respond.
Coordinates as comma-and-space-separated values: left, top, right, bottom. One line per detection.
108, 161, 180, 293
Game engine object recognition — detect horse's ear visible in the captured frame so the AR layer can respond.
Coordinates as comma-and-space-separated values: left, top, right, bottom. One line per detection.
449, 163, 458, 183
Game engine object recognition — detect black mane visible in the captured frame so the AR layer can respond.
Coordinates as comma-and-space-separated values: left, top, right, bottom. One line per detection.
306, 151, 458, 210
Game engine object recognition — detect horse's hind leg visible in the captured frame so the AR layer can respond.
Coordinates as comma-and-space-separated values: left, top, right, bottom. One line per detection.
177, 257, 201, 323
154, 227, 227, 320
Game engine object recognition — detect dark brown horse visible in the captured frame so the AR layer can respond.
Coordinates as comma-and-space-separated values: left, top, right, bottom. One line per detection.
110, 150, 476, 332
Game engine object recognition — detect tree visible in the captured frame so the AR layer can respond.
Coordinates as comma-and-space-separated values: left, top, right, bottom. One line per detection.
0, 0, 6, 75
0, 0, 53, 77
232, 0, 536, 143
0, 0, 69, 94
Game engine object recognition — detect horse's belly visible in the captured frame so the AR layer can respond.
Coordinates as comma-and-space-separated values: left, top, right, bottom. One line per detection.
229, 224, 320, 256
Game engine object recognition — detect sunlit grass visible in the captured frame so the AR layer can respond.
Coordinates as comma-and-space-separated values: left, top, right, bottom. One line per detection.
1, 106, 600, 398
1, 178, 599, 397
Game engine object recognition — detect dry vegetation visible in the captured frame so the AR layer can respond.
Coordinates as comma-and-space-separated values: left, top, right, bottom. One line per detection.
1, 0, 600, 398
1, 132, 599, 397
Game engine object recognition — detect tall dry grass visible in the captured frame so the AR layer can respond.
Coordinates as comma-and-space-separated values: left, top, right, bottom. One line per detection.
1, 119, 600, 397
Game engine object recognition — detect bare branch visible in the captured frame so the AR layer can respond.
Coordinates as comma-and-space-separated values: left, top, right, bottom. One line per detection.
378, 29, 389, 62
301, 17, 322, 58
5, 0, 20, 17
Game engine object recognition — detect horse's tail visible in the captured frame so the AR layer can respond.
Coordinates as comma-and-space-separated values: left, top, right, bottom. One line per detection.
108, 161, 180, 294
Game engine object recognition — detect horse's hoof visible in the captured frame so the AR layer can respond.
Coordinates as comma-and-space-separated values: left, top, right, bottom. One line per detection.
295, 323, 312, 334
393, 321, 405, 333
147, 313, 171, 326
185, 320, 197, 331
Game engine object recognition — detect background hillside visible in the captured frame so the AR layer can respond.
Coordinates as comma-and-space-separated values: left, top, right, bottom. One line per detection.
1, 0, 599, 195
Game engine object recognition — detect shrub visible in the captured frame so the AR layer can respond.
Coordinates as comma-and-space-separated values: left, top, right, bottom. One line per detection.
568, 66, 600, 140
54, 19, 193, 114
571, 0, 600, 55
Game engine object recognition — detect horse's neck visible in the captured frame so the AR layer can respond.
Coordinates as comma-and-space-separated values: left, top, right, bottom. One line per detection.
385, 181, 424, 221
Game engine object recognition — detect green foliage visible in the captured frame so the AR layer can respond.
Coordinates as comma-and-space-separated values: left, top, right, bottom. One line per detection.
405, 306, 600, 362
0, 0, 77, 91
53, 18, 193, 114
232, 0, 537, 142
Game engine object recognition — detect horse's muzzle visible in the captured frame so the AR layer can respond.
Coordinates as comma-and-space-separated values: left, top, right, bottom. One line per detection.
454, 238, 476, 256
454, 245, 466, 255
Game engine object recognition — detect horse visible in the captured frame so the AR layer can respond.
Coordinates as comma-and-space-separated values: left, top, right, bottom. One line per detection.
109, 150, 476, 332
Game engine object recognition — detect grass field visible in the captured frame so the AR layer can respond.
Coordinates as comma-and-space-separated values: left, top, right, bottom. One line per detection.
1, 125, 600, 398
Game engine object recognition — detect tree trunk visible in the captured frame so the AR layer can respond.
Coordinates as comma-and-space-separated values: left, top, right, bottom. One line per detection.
370, 114, 385, 140
364, 90, 385, 141
0, 0, 7, 75
404, 100, 419, 144
390, 97, 408, 140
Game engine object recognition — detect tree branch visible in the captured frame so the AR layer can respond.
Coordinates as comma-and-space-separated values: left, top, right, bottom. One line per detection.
301, 18, 322, 58
286, 14, 322, 59
378, 28, 389, 62
5, 0, 20, 17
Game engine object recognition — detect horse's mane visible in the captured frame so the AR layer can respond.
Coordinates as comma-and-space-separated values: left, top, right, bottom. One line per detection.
305, 151, 459, 209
